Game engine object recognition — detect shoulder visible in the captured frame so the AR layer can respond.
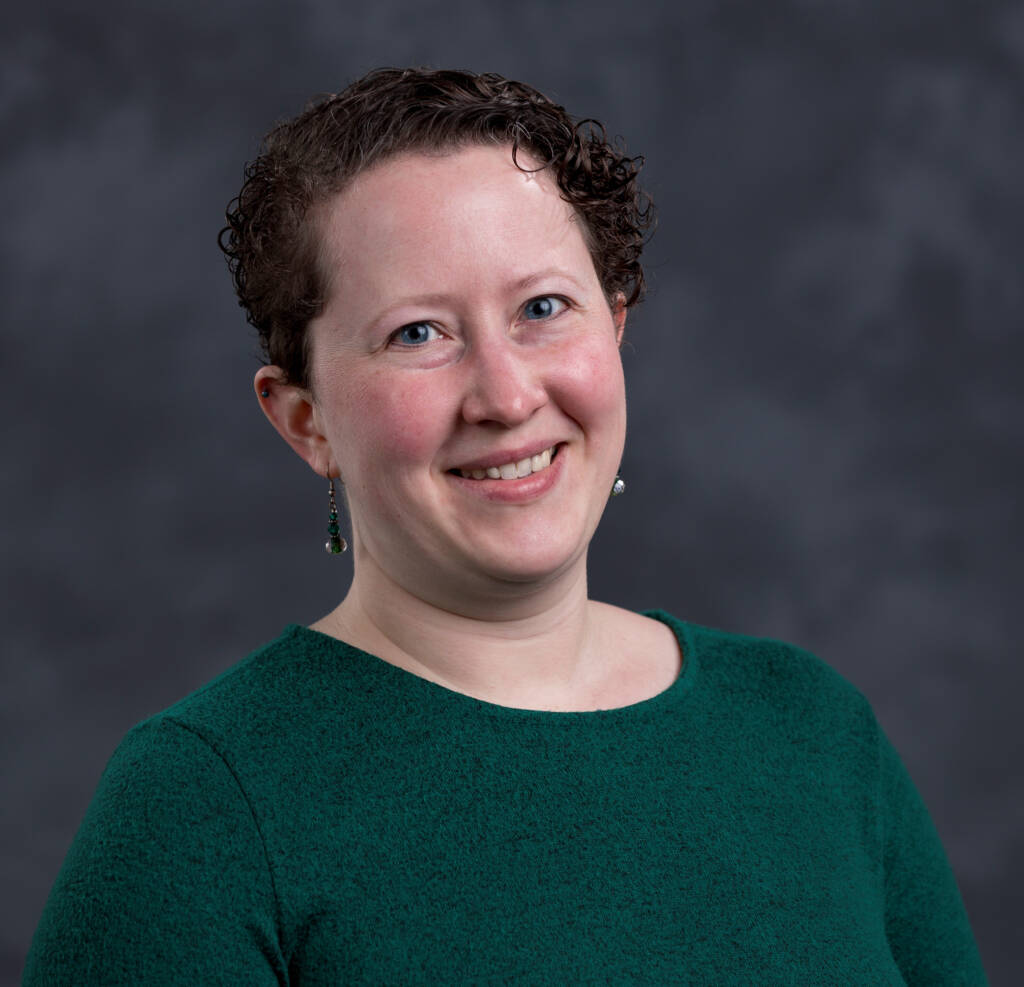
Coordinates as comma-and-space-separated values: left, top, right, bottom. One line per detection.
651, 610, 881, 741
123, 625, 372, 768
679, 615, 858, 694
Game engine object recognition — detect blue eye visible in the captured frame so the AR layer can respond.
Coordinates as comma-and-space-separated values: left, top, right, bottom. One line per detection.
523, 296, 566, 320
392, 322, 440, 346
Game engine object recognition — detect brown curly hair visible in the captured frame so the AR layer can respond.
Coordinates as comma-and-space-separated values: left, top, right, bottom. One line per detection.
219, 67, 654, 388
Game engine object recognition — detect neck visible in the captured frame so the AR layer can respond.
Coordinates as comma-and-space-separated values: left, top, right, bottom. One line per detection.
316, 553, 604, 709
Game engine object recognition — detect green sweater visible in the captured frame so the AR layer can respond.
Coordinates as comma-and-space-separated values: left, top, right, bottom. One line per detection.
25, 612, 986, 985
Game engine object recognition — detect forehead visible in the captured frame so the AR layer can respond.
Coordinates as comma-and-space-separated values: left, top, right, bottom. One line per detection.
311, 145, 593, 301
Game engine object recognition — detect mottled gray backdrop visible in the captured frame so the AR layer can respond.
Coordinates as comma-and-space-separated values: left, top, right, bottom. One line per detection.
3, 0, 1021, 982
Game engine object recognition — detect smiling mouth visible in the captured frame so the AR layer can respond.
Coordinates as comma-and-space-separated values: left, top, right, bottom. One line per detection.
451, 444, 560, 481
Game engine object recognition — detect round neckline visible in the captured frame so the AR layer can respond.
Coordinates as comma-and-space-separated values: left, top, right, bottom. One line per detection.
285, 609, 699, 722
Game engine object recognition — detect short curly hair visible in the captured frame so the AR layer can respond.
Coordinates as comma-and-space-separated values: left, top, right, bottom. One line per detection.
219, 67, 654, 388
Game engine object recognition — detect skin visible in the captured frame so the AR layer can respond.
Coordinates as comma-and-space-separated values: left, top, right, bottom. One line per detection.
257, 144, 679, 711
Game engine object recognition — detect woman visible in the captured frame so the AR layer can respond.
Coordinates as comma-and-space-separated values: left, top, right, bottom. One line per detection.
25, 68, 986, 984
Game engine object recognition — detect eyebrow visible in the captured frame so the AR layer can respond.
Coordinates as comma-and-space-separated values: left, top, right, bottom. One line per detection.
368, 269, 589, 327
506, 268, 588, 294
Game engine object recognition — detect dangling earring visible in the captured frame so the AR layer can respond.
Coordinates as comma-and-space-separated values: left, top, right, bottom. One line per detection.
325, 476, 348, 554
611, 474, 625, 497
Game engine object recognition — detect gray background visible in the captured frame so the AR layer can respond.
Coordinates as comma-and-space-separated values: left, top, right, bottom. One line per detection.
3, 0, 1021, 982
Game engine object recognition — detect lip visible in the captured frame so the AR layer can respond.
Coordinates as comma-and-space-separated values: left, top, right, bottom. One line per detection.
447, 443, 566, 503
448, 440, 563, 474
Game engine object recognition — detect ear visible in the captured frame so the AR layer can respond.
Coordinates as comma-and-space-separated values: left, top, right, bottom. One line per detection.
611, 292, 627, 347
254, 366, 333, 478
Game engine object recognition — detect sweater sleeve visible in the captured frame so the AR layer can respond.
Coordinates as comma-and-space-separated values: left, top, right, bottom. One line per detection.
23, 717, 286, 987
879, 729, 988, 986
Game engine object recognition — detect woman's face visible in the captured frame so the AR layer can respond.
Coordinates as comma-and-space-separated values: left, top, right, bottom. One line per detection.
306, 144, 627, 604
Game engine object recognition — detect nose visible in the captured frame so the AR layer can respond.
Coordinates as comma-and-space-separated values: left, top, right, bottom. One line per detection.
459, 333, 548, 428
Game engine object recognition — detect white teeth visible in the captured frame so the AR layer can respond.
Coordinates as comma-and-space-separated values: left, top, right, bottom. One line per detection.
458, 446, 557, 481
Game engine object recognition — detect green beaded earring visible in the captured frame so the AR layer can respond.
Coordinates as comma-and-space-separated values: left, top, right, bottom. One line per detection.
325, 476, 348, 554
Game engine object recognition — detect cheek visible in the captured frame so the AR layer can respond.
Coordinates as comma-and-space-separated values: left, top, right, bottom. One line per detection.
337, 372, 449, 472
552, 335, 626, 427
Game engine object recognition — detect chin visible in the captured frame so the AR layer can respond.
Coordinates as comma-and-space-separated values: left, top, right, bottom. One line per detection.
464, 500, 606, 580
463, 534, 590, 588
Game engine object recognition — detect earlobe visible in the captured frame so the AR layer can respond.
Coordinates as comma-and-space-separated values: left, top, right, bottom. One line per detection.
254, 366, 333, 476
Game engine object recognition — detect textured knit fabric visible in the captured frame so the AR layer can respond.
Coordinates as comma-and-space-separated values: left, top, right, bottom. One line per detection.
25, 612, 987, 985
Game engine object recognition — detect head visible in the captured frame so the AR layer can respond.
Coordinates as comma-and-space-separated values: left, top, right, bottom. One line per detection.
222, 68, 654, 608
220, 67, 653, 390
